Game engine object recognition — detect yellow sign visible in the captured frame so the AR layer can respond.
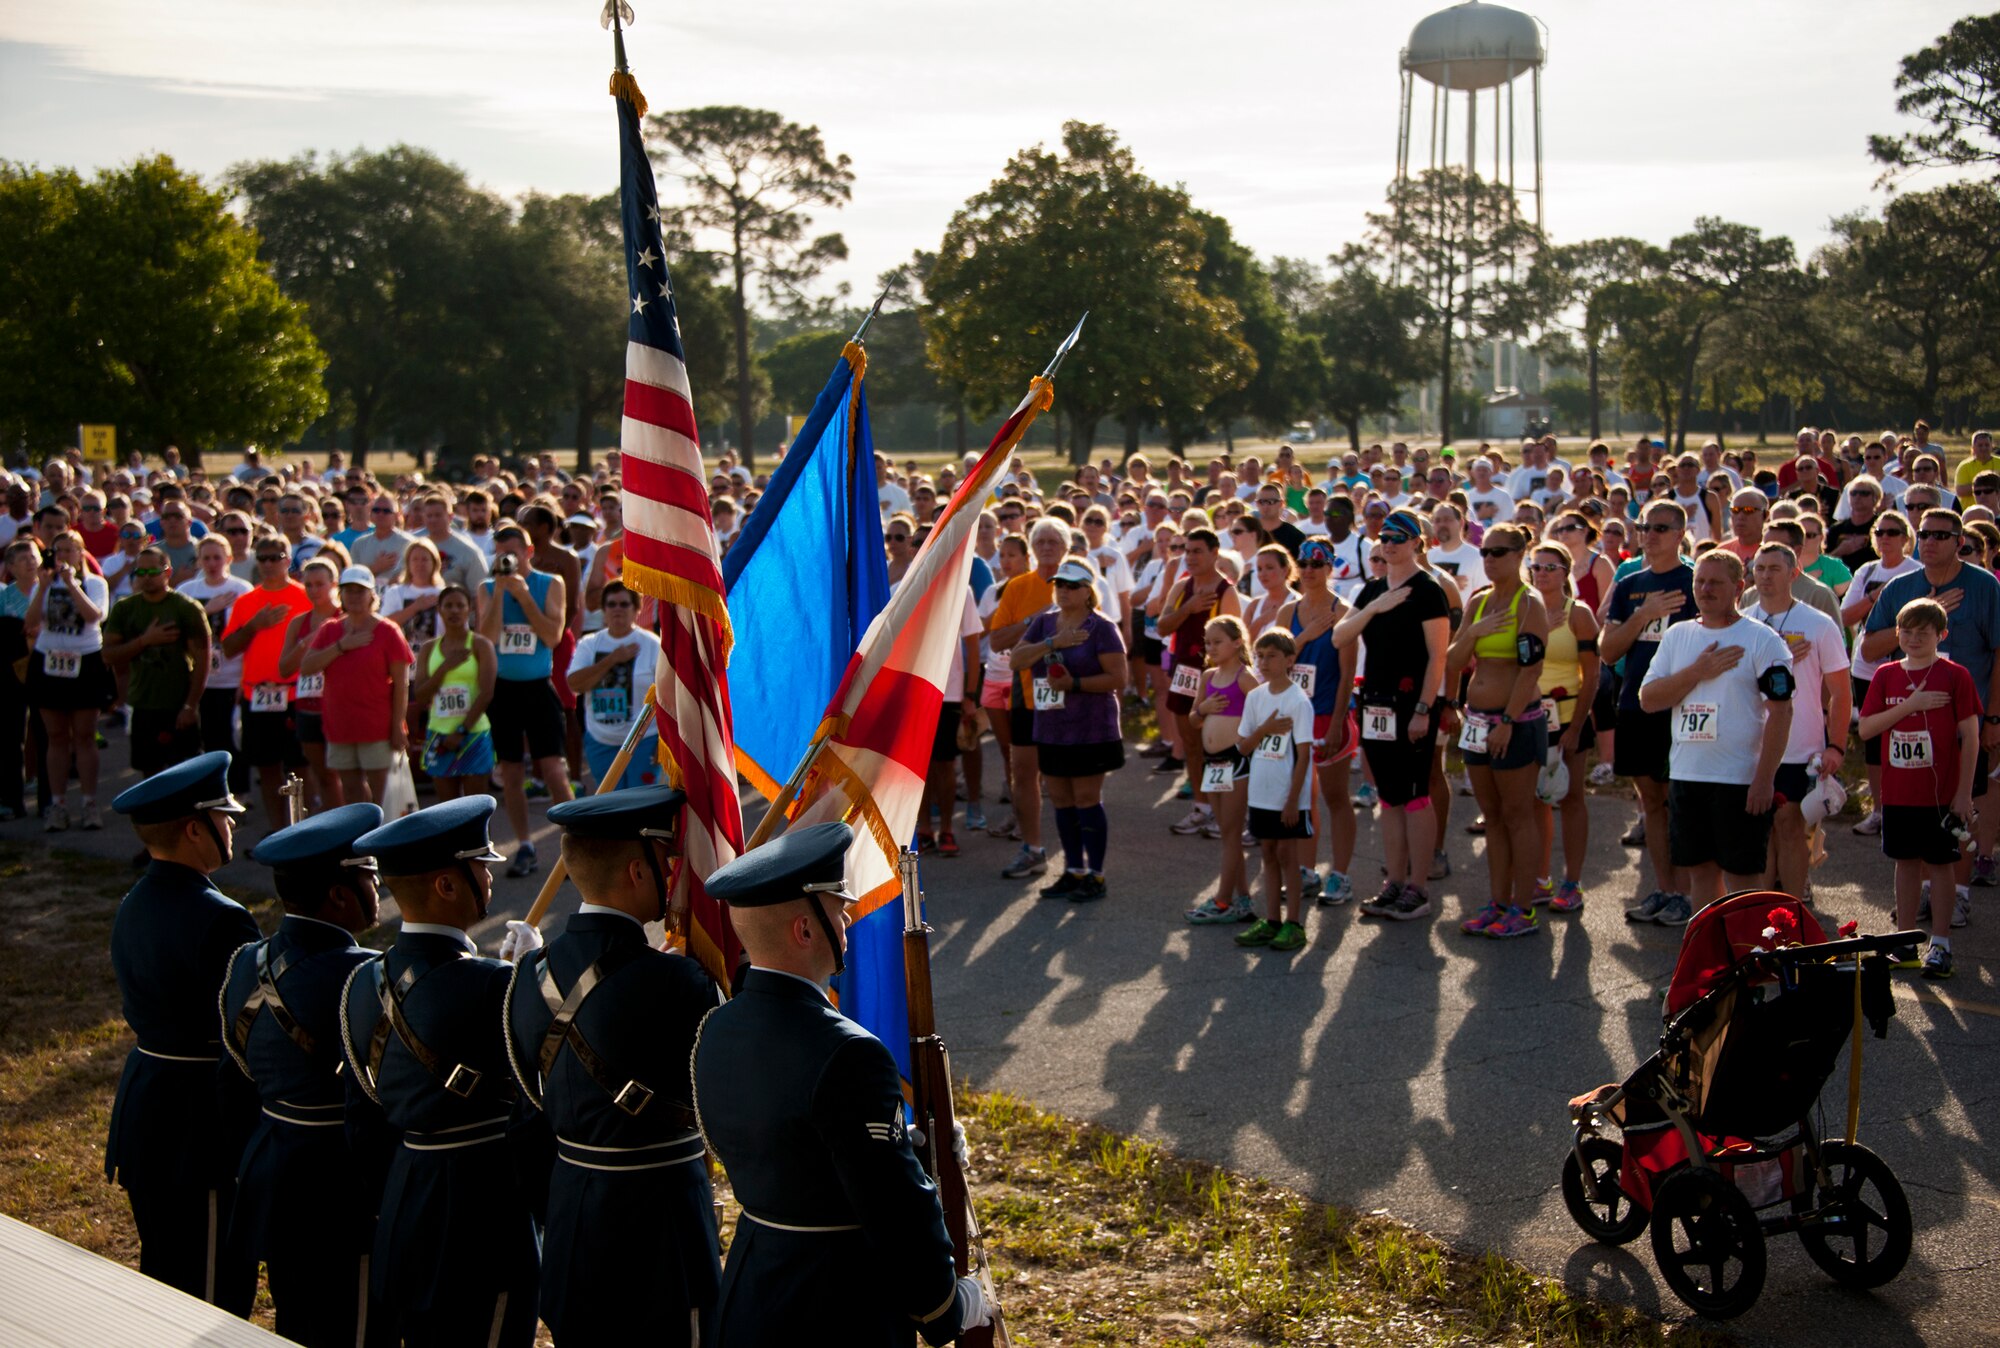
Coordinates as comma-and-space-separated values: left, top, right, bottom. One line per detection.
78, 424, 116, 458
786, 414, 808, 445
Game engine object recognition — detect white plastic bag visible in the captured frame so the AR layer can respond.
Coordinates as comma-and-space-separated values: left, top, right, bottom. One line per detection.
1536, 749, 1569, 804
381, 751, 419, 820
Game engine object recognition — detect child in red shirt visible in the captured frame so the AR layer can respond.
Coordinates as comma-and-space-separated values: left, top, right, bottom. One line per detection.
1858, 597, 1979, 979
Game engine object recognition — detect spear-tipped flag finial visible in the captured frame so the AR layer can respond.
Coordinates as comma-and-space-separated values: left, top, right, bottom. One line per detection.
850, 285, 892, 345
1042, 311, 1089, 380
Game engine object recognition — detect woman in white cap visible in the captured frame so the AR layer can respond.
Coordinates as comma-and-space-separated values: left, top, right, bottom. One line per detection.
297, 564, 413, 806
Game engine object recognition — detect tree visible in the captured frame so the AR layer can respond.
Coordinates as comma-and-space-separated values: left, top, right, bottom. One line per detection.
926, 122, 1254, 464
1811, 183, 2000, 426
1869, 12, 2000, 183
231, 146, 513, 467
1661, 220, 1798, 451
1304, 245, 1427, 449
0, 158, 324, 462
760, 327, 847, 418
647, 107, 854, 465
1367, 169, 1542, 447
1527, 237, 1654, 438
1176, 210, 1295, 451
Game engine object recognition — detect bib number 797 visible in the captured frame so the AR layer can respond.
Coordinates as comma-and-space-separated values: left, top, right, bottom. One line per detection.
1674, 702, 1718, 743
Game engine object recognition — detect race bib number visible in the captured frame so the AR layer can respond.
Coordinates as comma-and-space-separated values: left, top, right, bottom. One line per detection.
1888, 728, 1934, 768
209, 646, 221, 675
1674, 702, 1719, 743
1169, 663, 1201, 699
500, 623, 537, 656
1032, 678, 1066, 711
1362, 704, 1396, 742
294, 671, 325, 701
432, 685, 470, 720
43, 650, 81, 679
1201, 760, 1235, 793
590, 685, 632, 726
1639, 615, 1668, 643
1255, 732, 1289, 762
1290, 665, 1316, 697
1458, 715, 1491, 755
1541, 697, 1561, 732
251, 682, 290, 713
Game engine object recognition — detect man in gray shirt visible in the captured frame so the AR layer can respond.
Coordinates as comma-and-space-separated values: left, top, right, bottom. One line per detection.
348, 495, 413, 587
418, 494, 489, 590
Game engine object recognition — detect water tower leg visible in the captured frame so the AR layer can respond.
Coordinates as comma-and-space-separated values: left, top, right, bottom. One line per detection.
1532, 63, 1545, 234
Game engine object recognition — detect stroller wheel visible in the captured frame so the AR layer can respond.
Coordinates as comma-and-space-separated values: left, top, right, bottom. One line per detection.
1562, 1138, 1648, 1245
1795, 1141, 1912, 1289
1650, 1167, 1767, 1319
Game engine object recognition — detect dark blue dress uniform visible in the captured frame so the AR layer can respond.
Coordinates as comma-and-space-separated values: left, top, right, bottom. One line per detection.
224, 803, 392, 1348
503, 786, 723, 1346
107, 751, 261, 1314
692, 821, 971, 1347
340, 798, 542, 1348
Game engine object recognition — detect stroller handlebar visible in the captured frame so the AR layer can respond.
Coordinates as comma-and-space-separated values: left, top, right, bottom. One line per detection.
1757, 931, 1925, 965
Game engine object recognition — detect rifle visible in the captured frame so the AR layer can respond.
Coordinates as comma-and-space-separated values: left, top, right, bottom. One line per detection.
900, 850, 1007, 1347
279, 773, 304, 828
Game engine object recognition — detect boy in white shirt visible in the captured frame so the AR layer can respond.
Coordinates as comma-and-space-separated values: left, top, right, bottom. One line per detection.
1234, 629, 1317, 953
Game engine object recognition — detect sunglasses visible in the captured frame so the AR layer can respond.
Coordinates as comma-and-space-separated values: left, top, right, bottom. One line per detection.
1874, 528, 1907, 538
1299, 558, 1332, 569
1961, 545, 1983, 559
1379, 531, 1416, 546
1551, 522, 1583, 533
280, 505, 304, 515
1479, 546, 1520, 559
256, 553, 288, 563
1730, 505, 1765, 515
1979, 488, 1999, 496
1640, 522, 1680, 534
224, 526, 250, 535
1528, 561, 1567, 574
1168, 544, 1185, 554
1917, 529, 1961, 542
1052, 578, 1090, 590
885, 533, 910, 543
131, 566, 165, 578
371, 506, 395, 514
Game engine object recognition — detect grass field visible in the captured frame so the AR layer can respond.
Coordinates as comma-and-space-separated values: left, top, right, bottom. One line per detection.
0, 841, 1733, 1346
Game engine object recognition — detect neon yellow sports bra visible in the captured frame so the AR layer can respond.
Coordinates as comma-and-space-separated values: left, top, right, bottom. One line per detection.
1471, 586, 1523, 661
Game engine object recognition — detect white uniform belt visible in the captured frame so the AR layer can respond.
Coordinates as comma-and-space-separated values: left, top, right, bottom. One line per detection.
403, 1117, 510, 1151
739, 1211, 862, 1234
264, 1101, 345, 1127
137, 1046, 220, 1063
556, 1134, 706, 1172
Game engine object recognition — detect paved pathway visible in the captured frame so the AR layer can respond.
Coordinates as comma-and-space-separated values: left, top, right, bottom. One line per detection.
16, 744, 1995, 1346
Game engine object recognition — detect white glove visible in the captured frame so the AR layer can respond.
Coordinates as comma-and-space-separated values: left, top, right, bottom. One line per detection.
955, 1275, 992, 1332
498, 920, 544, 964
952, 1120, 970, 1170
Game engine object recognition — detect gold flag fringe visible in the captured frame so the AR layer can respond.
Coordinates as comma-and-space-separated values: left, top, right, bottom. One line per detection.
609, 70, 648, 117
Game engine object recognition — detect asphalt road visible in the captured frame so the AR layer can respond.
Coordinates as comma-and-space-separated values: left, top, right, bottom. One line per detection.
19, 745, 1996, 1346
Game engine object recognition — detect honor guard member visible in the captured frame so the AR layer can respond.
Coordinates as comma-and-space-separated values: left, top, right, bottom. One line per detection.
107, 750, 261, 1314
502, 786, 723, 1346
341, 797, 544, 1348
224, 802, 393, 1348
692, 821, 992, 1346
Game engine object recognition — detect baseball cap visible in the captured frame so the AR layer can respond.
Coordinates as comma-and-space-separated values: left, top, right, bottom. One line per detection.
338, 565, 375, 588
565, 512, 598, 530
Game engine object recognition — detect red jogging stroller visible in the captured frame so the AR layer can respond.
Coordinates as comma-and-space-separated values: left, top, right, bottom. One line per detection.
1560, 891, 1921, 1319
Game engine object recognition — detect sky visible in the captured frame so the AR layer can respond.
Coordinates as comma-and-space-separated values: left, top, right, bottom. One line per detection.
0, 0, 1976, 301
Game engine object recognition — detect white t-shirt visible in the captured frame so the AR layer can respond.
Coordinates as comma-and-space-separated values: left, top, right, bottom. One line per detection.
1698, 466, 1744, 492
1743, 599, 1844, 765
567, 627, 662, 745
1088, 546, 1134, 624
1640, 615, 1794, 785
1131, 557, 1166, 640
1241, 680, 1316, 811
381, 583, 444, 648
1427, 542, 1486, 596
1318, 532, 1369, 602
1464, 486, 1515, 522
1847, 557, 1923, 679
1673, 492, 1715, 543
1297, 516, 1331, 538
177, 573, 254, 689
877, 479, 912, 521
34, 572, 110, 655
977, 583, 1012, 684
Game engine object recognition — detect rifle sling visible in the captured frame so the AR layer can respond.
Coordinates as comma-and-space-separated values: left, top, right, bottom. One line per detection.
533, 944, 686, 1122
231, 943, 316, 1058
367, 953, 496, 1100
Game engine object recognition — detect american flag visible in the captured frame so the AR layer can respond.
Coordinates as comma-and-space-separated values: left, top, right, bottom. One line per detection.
610, 60, 745, 990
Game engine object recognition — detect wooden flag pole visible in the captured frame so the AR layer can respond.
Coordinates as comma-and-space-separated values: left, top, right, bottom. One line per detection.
521, 692, 660, 928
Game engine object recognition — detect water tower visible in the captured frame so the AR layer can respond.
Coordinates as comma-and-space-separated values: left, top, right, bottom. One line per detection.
1395, 0, 1546, 231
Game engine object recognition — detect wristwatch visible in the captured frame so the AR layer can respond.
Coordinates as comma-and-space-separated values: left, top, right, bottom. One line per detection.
1413, 701, 1432, 716
1984, 716, 2000, 727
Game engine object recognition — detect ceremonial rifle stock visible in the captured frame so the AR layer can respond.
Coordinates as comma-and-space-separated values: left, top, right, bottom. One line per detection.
899, 851, 1007, 1347
280, 774, 304, 828
522, 695, 660, 928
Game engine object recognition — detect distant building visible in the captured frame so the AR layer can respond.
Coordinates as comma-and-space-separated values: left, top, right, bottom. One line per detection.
1481, 389, 1552, 440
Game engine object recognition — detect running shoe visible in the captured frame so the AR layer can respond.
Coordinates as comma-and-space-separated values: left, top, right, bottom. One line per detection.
1319, 872, 1356, 907
1234, 918, 1279, 947
1170, 805, 1213, 836
1384, 887, 1433, 922
1654, 894, 1694, 927
1484, 906, 1540, 939
1455, 773, 1474, 797
1460, 904, 1507, 936
1922, 944, 1954, 980
964, 803, 988, 832
1466, 816, 1486, 836
1973, 856, 1998, 888
1549, 880, 1585, 914
1429, 849, 1452, 881
1300, 867, 1324, 900
79, 803, 102, 831
1587, 762, 1616, 787
988, 816, 1021, 841
43, 803, 68, 833
937, 831, 960, 858
1185, 897, 1236, 925
1229, 896, 1261, 923
1176, 781, 1195, 799
1001, 846, 1047, 879
1620, 817, 1646, 847
1139, 738, 1172, 758
916, 833, 937, 855
506, 844, 538, 878
1359, 881, 1404, 918
1041, 871, 1085, 900
525, 778, 549, 800
1240, 828, 1256, 848
1069, 874, 1108, 904
1851, 809, 1883, 837
1199, 818, 1223, 840
1625, 890, 1671, 923
1354, 783, 1379, 809
1269, 920, 1307, 952
1889, 948, 1922, 971
1153, 755, 1186, 774
1530, 877, 1555, 907
1953, 888, 1971, 929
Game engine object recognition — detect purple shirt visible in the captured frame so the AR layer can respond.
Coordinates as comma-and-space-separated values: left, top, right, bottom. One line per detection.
1022, 610, 1126, 745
